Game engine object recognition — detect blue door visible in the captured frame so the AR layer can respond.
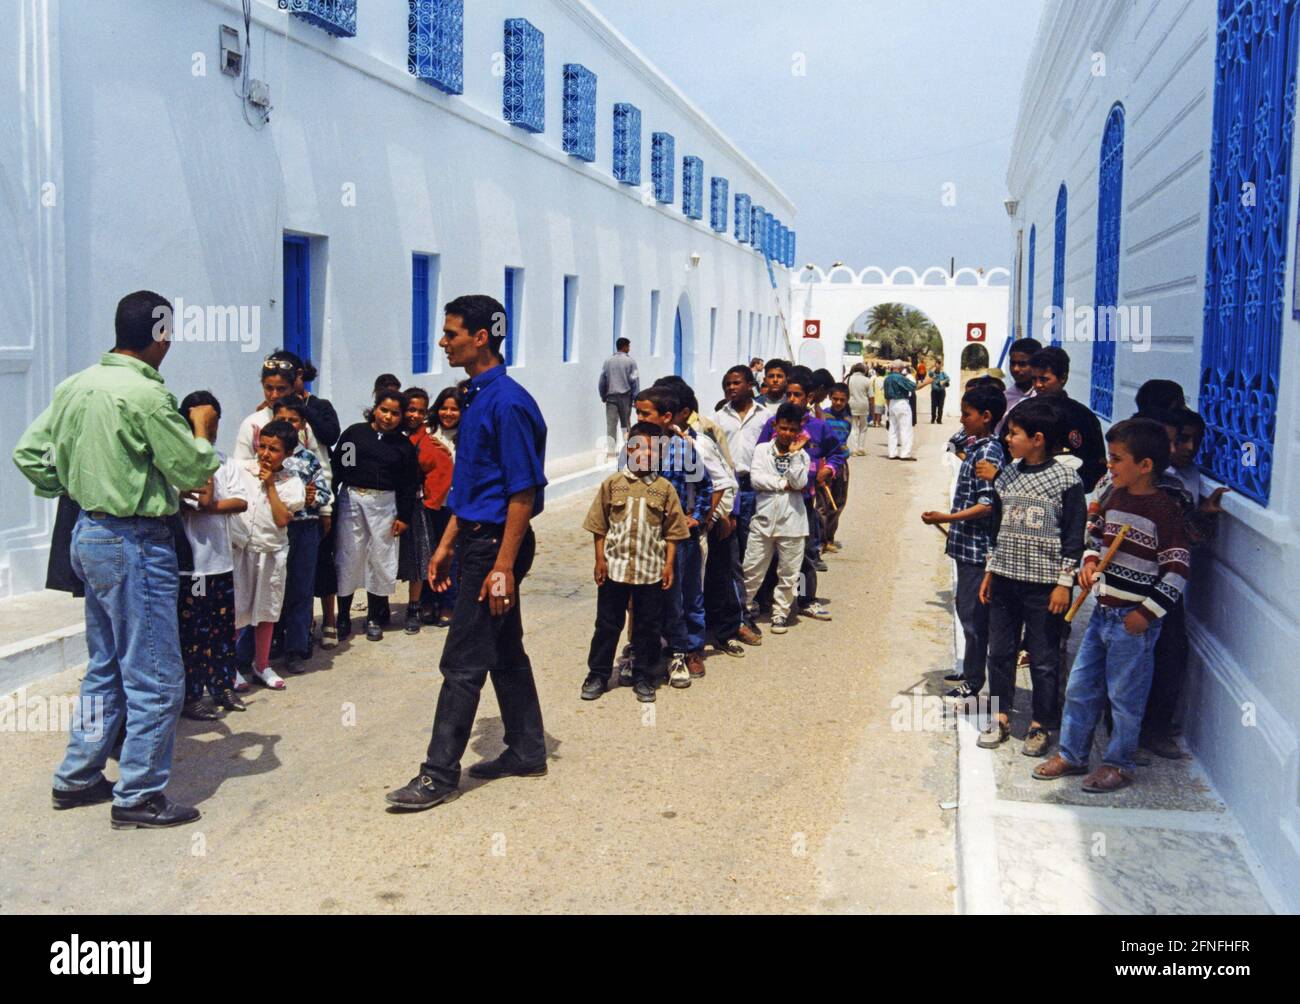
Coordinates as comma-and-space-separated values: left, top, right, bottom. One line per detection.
673, 308, 683, 376
283, 235, 311, 378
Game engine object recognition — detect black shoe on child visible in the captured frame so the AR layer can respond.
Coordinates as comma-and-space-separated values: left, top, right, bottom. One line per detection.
404, 605, 422, 634
181, 697, 224, 721
216, 688, 247, 712
633, 679, 657, 703
366, 621, 384, 642
337, 612, 353, 641
581, 673, 606, 701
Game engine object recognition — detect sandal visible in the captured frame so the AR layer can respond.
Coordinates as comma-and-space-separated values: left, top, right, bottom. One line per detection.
253, 666, 286, 690
320, 626, 339, 650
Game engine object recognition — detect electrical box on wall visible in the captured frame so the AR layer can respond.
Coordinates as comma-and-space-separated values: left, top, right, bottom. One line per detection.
219, 25, 241, 76
247, 80, 272, 109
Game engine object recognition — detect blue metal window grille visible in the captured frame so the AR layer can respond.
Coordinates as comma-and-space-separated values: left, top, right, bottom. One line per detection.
563, 275, 579, 362
503, 18, 544, 133
1198, 0, 1299, 504
503, 267, 522, 366
1051, 183, 1068, 345
613, 103, 641, 185
652, 133, 675, 204
280, 0, 356, 37
734, 193, 752, 242
1026, 224, 1037, 340
412, 254, 431, 373
1091, 104, 1125, 420
682, 156, 704, 219
710, 177, 728, 232
562, 64, 597, 162
751, 205, 765, 249
408, 1, 463, 94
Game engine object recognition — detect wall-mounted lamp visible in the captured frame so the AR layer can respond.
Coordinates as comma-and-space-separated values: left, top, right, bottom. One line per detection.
1004, 199, 1020, 217
689, 252, 701, 269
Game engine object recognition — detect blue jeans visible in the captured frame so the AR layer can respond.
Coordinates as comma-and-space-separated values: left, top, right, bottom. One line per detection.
732, 488, 757, 628
57, 513, 184, 807
664, 532, 705, 654
280, 519, 320, 657
1058, 605, 1164, 772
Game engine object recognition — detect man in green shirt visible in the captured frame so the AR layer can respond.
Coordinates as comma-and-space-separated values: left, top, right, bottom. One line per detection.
13, 290, 219, 829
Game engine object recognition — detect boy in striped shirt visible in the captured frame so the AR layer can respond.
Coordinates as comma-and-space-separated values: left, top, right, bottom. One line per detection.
1034, 418, 1191, 793
582, 423, 691, 704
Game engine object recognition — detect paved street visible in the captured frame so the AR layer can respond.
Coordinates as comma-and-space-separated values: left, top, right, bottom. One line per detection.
0, 421, 960, 915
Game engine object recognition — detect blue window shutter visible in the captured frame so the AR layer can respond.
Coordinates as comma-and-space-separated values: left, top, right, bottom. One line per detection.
651, 133, 675, 204
503, 18, 544, 133
1197, 0, 1298, 504
412, 255, 430, 373
682, 156, 704, 219
751, 204, 765, 249
613, 103, 641, 185
408, 1, 463, 94
280, 0, 357, 37
562, 64, 597, 162
734, 193, 751, 242
1026, 224, 1036, 341
1090, 104, 1125, 420
1051, 183, 1067, 346
710, 177, 728, 232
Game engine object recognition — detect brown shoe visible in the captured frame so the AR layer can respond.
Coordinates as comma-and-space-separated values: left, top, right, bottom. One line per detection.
1032, 754, 1088, 780
686, 652, 706, 679
1021, 726, 1051, 758
737, 624, 762, 647
1081, 765, 1133, 793
976, 719, 1010, 749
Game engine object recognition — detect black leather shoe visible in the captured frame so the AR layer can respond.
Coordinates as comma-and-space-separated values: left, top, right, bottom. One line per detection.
385, 775, 461, 811
366, 621, 384, 642
337, 613, 353, 641
216, 688, 247, 712
110, 795, 201, 830
52, 777, 114, 811
581, 673, 606, 700
181, 697, 223, 721
404, 606, 422, 634
467, 754, 547, 780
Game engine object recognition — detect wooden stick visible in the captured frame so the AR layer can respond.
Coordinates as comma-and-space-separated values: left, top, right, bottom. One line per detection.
1064, 523, 1131, 623
934, 522, 949, 537
821, 483, 838, 512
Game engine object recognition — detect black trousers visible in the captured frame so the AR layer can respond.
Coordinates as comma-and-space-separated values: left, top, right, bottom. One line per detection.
931, 388, 946, 423
955, 561, 990, 691
1142, 596, 1187, 738
799, 495, 819, 608
703, 524, 744, 642
587, 579, 664, 680
987, 574, 1061, 725
421, 527, 544, 786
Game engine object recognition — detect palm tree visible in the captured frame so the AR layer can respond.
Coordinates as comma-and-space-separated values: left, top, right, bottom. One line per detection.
866, 303, 906, 338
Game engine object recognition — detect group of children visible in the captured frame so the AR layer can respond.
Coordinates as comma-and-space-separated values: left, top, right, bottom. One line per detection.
923, 338, 1226, 792
173, 354, 465, 720
580, 359, 854, 702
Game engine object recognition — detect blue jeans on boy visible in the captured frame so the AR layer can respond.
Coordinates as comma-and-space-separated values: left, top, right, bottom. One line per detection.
664, 530, 705, 654
281, 519, 320, 657
57, 513, 185, 808
1058, 605, 1164, 773
732, 486, 758, 629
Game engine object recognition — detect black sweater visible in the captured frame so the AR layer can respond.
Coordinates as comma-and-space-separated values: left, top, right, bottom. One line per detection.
331, 423, 420, 524
1053, 394, 1107, 493
304, 395, 341, 448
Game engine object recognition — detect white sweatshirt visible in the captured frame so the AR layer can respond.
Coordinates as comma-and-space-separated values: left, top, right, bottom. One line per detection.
748, 441, 809, 538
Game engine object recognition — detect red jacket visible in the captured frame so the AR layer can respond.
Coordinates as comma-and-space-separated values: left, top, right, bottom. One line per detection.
410, 426, 453, 509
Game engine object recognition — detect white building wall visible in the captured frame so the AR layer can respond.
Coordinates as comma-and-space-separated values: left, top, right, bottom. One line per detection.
1006, 0, 1300, 911
0, 0, 796, 596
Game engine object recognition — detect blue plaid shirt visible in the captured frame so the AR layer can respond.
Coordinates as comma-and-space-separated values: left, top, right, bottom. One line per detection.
661, 432, 714, 525
946, 436, 1005, 565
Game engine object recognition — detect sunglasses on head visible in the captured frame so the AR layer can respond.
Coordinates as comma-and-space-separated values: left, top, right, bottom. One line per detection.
262, 357, 299, 375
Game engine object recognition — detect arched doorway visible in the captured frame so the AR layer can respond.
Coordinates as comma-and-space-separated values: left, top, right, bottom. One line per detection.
960, 343, 989, 370
673, 293, 694, 385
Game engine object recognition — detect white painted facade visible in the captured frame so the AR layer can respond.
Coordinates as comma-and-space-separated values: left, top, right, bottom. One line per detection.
0, 0, 795, 597
1005, 0, 1300, 910
789, 264, 1010, 416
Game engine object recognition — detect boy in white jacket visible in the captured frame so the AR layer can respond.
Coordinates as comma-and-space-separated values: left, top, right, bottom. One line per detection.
741, 403, 810, 634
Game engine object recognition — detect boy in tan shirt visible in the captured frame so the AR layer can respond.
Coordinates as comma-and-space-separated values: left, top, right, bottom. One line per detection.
582, 422, 691, 703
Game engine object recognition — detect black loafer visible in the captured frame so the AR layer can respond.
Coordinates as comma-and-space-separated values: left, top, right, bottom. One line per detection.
404, 607, 422, 634
337, 614, 353, 640
385, 775, 461, 811
52, 777, 115, 811
181, 697, 223, 721
216, 688, 247, 712
365, 621, 384, 642
466, 754, 547, 780
581, 673, 606, 700
110, 795, 201, 830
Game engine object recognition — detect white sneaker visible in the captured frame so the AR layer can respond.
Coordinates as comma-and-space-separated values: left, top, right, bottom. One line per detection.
668, 654, 691, 689
254, 666, 286, 690
770, 617, 790, 634
802, 603, 833, 621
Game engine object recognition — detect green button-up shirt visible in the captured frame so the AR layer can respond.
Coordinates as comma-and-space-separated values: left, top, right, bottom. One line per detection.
12, 352, 219, 517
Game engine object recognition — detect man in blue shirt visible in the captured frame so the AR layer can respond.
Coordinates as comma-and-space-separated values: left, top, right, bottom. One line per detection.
387, 295, 549, 811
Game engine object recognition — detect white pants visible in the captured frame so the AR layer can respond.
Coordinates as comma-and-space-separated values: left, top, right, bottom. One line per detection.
887, 399, 914, 458
741, 533, 804, 622
232, 545, 288, 629
849, 413, 870, 452
335, 488, 399, 597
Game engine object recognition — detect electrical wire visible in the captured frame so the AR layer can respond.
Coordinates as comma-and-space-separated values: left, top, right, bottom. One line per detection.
238, 0, 270, 129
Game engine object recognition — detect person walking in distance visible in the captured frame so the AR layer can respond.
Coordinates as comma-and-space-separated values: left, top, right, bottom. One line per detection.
930, 360, 951, 424
387, 295, 549, 811
13, 291, 220, 828
884, 360, 932, 460
598, 337, 639, 454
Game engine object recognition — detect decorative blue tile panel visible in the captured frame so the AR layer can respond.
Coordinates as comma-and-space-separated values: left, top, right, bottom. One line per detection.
734, 193, 751, 242
1090, 104, 1125, 420
710, 177, 728, 232
1026, 224, 1037, 340
613, 103, 641, 185
280, 0, 356, 37
503, 18, 544, 133
1198, 0, 1298, 504
562, 64, 597, 162
1051, 183, 1068, 346
651, 132, 675, 204
408, 0, 463, 94
682, 156, 704, 219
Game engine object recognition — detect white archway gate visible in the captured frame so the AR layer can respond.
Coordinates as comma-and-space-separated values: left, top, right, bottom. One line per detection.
790, 265, 1011, 417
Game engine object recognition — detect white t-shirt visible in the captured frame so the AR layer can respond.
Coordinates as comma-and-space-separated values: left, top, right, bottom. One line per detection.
229, 462, 306, 553
179, 452, 246, 576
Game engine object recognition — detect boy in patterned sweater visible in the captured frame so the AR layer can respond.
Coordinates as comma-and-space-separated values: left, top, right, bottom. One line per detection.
978, 399, 1087, 756
582, 423, 691, 704
1035, 418, 1191, 792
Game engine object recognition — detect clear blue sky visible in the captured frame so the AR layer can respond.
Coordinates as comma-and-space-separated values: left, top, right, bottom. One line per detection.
596, 0, 1046, 273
